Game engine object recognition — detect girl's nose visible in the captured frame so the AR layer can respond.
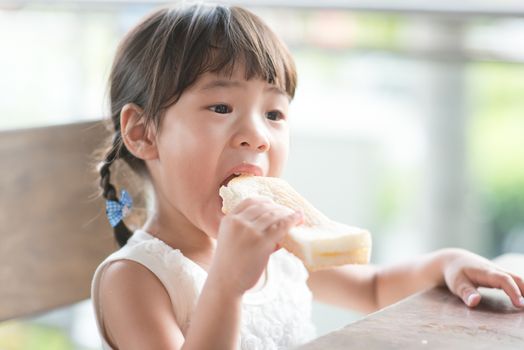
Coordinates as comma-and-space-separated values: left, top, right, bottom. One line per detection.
231, 117, 270, 152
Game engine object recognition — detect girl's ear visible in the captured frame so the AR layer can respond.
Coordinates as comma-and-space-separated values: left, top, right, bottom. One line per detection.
120, 103, 159, 160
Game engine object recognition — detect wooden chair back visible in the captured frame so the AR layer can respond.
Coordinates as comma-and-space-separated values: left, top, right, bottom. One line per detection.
0, 121, 117, 321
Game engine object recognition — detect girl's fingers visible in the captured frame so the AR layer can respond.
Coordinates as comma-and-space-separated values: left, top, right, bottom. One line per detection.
265, 211, 303, 240
507, 272, 524, 307
454, 274, 481, 307
252, 207, 295, 230
467, 269, 524, 308
241, 201, 279, 221
230, 196, 272, 215
501, 271, 524, 296
252, 210, 280, 228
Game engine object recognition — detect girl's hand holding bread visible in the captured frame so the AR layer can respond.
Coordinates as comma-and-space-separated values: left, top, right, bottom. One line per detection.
209, 197, 304, 297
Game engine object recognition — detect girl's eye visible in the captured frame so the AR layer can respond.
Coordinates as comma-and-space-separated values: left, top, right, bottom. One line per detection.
210, 104, 232, 114
266, 110, 284, 121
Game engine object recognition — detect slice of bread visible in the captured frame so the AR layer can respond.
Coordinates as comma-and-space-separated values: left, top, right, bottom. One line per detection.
219, 175, 371, 270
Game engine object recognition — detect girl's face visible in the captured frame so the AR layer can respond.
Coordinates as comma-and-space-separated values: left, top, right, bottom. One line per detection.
153, 65, 291, 238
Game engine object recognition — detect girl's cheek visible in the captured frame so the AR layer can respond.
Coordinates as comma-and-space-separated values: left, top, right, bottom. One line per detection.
269, 145, 289, 177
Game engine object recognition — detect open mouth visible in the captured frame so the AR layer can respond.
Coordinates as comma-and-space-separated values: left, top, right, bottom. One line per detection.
220, 172, 255, 188
221, 174, 240, 188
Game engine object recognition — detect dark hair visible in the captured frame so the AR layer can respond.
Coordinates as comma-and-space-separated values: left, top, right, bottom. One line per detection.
96, 2, 297, 247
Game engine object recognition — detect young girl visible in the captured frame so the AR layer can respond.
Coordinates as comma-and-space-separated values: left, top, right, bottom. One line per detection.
91, 3, 524, 349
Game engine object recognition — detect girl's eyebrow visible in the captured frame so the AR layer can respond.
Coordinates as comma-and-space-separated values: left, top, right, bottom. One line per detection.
198, 79, 286, 96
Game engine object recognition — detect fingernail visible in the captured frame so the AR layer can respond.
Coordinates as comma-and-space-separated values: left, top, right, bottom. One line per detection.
467, 293, 477, 306
519, 296, 524, 307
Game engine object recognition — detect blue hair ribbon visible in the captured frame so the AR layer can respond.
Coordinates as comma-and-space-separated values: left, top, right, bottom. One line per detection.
105, 189, 133, 227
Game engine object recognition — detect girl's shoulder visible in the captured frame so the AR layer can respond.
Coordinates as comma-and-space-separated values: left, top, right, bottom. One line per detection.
91, 229, 207, 341
93, 250, 185, 348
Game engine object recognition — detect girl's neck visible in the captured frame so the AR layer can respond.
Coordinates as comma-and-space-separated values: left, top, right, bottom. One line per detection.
142, 210, 216, 271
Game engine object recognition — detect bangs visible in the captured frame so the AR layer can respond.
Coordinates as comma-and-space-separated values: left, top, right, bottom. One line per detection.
161, 4, 297, 107
201, 7, 296, 97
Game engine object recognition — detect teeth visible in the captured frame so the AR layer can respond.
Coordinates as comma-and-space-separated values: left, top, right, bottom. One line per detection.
234, 172, 241, 176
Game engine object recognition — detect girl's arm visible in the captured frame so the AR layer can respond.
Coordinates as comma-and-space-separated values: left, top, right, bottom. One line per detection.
183, 270, 243, 350
307, 248, 524, 312
100, 260, 242, 350
306, 263, 379, 313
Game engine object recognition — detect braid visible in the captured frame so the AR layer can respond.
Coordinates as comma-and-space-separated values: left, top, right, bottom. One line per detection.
99, 132, 133, 247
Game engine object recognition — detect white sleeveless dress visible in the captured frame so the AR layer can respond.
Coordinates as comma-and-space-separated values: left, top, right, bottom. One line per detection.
91, 229, 316, 349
